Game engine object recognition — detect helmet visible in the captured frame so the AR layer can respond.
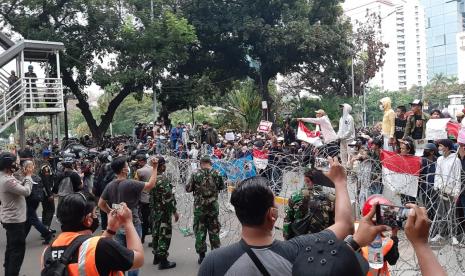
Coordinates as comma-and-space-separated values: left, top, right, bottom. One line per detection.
62, 153, 75, 165
98, 151, 111, 163
362, 194, 392, 216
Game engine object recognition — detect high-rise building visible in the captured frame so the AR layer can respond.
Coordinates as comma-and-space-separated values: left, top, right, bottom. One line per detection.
343, 0, 428, 91
421, 0, 465, 82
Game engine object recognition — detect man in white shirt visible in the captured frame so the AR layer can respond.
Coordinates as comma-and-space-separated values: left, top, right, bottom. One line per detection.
431, 139, 462, 244
297, 109, 339, 158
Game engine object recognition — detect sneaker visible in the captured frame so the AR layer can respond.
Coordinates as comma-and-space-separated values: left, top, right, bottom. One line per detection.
430, 234, 443, 242
452, 236, 460, 245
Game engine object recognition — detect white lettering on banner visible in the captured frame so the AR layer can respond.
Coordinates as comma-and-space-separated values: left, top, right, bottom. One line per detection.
253, 158, 268, 170
257, 120, 273, 133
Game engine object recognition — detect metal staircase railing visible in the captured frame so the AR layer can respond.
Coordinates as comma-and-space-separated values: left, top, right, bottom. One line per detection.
0, 77, 64, 133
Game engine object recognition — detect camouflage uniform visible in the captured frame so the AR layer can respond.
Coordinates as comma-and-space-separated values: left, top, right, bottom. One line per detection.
283, 186, 334, 240
150, 173, 177, 259
186, 168, 225, 254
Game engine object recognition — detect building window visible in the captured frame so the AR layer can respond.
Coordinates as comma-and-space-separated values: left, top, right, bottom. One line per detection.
434, 35, 446, 46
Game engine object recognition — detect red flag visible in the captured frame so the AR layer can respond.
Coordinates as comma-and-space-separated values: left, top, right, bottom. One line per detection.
447, 122, 460, 139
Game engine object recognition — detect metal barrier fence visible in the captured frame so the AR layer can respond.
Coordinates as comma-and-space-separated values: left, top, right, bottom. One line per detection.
162, 152, 465, 276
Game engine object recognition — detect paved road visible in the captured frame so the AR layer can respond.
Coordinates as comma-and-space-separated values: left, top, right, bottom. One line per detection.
0, 217, 204, 276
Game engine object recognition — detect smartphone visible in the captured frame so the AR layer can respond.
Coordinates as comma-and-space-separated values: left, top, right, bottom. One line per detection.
112, 203, 123, 211
314, 157, 330, 172
308, 168, 335, 188
375, 204, 410, 229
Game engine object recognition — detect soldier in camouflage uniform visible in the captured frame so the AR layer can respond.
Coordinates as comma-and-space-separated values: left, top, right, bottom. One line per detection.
186, 155, 225, 264
149, 157, 179, 270
283, 169, 335, 240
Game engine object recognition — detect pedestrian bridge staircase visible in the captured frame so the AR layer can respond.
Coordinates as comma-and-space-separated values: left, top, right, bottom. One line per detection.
0, 32, 65, 134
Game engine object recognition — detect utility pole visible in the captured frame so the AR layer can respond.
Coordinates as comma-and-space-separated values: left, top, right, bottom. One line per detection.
351, 56, 355, 98
151, 0, 157, 123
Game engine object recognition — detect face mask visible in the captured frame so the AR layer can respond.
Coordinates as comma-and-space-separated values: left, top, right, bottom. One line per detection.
379, 105, 384, 111
89, 217, 100, 233
438, 150, 443, 156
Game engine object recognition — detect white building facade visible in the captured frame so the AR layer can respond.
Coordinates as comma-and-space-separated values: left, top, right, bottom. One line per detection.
343, 0, 428, 91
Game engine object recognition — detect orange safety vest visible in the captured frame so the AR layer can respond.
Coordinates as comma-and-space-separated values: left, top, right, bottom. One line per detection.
41, 232, 124, 276
361, 238, 394, 276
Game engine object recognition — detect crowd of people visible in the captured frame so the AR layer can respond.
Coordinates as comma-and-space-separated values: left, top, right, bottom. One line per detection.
0, 97, 461, 276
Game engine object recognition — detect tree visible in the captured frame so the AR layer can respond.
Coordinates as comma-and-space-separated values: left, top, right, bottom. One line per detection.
0, 0, 196, 143
279, 11, 387, 97
226, 80, 262, 131
423, 74, 465, 110
180, 0, 352, 123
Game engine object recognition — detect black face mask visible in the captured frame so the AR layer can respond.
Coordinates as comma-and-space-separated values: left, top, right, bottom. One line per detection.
89, 217, 100, 233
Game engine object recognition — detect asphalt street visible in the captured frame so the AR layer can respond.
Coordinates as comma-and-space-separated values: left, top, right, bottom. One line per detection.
0, 216, 205, 276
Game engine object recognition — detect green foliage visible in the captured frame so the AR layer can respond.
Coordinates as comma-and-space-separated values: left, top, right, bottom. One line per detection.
423, 74, 465, 109
364, 87, 416, 125
1, 0, 197, 143
225, 81, 262, 131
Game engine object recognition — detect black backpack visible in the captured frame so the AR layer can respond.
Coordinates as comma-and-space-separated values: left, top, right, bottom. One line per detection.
41, 235, 91, 276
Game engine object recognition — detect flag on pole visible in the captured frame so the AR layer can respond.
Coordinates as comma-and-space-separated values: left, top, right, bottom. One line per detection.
381, 150, 421, 200
253, 148, 268, 170
297, 121, 322, 146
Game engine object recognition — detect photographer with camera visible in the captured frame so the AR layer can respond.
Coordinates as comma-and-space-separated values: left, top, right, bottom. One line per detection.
0, 152, 33, 276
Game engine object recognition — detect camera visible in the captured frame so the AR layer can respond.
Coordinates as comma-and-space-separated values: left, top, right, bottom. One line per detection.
375, 204, 410, 229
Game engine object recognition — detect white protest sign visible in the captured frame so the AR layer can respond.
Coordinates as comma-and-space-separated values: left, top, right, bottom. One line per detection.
425, 118, 450, 141
257, 120, 273, 133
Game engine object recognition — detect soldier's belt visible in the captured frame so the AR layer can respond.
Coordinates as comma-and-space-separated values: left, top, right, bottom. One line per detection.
227, 185, 288, 205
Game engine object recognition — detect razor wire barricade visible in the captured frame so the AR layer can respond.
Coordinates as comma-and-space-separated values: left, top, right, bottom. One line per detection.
161, 149, 465, 276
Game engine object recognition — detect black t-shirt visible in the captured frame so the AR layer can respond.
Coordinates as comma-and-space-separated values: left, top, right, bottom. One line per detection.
101, 179, 145, 225
65, 171, 82, 192
394, 118, 406, 140
45, 237, 133, 276
198, 230, 335, 276
95, 238, 134, 275
411, 115, 424, 139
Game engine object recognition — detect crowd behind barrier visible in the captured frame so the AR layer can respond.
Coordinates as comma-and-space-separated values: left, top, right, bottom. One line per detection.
2, 104, 464, 275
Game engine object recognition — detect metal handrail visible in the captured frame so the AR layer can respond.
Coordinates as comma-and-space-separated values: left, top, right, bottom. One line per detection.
1, 77, 64, 125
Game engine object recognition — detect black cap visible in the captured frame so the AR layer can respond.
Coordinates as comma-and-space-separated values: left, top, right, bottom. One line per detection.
292, 233, 368, 276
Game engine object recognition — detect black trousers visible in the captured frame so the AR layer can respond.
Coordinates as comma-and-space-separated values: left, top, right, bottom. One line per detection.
140, 202, 151, 242
2, 222, 26, 276
41, 197, 55, 228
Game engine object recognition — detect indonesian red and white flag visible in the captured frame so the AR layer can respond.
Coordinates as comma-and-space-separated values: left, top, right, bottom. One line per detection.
381, 150, 421, 201
297, 121, 322, 146
253, 148, 268, 170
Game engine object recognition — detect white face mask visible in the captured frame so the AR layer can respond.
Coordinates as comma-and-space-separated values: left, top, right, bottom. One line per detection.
379, 105, 384, 111
438, 150, 443, 156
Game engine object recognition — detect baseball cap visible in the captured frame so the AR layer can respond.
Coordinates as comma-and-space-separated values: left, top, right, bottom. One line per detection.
424, 143, 437, 151
456, 112, 464, 117
315, 109, 326, 115
292, 233, 368, 276
409, 99, 423, 106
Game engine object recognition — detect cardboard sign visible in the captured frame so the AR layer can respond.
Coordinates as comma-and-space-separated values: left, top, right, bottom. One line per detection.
425, 118, 450, 141
257, 120, 273, 133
